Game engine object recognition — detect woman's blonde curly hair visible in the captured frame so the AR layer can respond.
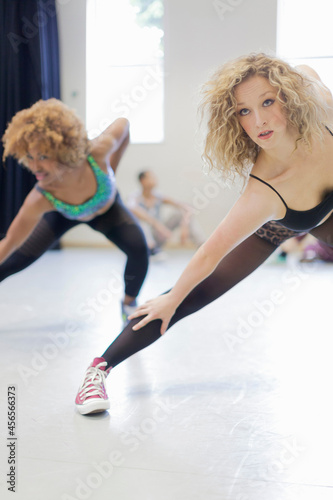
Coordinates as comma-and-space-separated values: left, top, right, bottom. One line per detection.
200, 53, 329, 183
2, 98, 90, 168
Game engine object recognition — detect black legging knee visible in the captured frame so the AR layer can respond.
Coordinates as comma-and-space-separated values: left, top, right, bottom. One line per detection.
0, 212, 79, 282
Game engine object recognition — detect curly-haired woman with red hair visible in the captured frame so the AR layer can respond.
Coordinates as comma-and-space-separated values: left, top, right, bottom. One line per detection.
1, 98, 149, 324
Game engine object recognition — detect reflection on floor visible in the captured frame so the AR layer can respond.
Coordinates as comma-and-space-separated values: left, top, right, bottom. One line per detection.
0, 248, 333, 500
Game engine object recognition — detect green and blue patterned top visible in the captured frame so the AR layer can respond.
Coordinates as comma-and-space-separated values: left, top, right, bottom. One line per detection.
35, 155, 117, 220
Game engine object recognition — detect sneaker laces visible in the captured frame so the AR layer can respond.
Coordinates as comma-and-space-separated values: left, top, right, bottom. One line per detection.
79, 362, 108, 398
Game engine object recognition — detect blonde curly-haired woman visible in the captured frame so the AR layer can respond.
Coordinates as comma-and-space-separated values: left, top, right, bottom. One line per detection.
75, 52, 333, 415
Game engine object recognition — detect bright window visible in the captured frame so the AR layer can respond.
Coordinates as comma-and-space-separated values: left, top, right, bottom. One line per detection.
277, 0, 333, 92
86, 0, 164, 143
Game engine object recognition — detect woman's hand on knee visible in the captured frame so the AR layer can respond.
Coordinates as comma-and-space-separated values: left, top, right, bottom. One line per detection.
128, 293, 177, 335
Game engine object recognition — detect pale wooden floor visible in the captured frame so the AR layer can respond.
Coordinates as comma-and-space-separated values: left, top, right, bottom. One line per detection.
0, 248, 333, 500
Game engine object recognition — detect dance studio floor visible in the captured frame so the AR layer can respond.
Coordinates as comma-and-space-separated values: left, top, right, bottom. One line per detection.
0, 248, 333, 500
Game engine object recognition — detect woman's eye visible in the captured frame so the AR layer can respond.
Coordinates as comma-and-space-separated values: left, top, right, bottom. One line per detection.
263, 99, 274, 107
239, 108, 249, 116
39, 155, 48, 160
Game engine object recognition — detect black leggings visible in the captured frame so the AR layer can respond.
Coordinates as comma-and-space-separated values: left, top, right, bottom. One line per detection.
102, 218, 333, 368
0, 193, 149, 298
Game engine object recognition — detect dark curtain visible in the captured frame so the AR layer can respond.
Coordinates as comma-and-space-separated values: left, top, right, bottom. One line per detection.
0, 0, 60, 237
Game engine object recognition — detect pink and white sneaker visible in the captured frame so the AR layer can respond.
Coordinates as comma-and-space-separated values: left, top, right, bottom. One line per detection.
75, 357, 112, 415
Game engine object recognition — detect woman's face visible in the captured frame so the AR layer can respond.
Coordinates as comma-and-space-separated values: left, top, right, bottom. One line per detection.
25, 148, 63, 187
234, 75, 288, 148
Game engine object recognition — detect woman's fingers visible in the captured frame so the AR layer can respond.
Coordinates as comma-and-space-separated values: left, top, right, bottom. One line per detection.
128, 306, 149, 320
131, 315, 153, 331
128, 305, 156, 330
131, 314, 169, 335
160, 319, 169, 336
127, 312, 147, 321
127, 295, 174, 334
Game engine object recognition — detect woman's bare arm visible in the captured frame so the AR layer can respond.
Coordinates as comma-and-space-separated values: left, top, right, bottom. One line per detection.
91, 118, 130, 173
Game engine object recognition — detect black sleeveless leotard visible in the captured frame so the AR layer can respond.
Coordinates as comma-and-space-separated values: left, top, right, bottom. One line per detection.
250, 126, 333, 232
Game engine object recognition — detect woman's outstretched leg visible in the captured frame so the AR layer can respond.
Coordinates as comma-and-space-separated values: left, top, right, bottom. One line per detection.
75, 222, 300, 415
0, 212, 78, 283
100, 232, 277, 367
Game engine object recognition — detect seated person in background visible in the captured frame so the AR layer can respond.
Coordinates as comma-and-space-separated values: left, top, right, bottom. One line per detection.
127, 170, 205, 256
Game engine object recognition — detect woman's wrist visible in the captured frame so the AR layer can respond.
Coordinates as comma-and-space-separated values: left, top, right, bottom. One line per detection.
166, 289, 184, 309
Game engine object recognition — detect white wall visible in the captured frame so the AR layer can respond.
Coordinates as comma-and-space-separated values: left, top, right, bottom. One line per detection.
57, 0, 277, 246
